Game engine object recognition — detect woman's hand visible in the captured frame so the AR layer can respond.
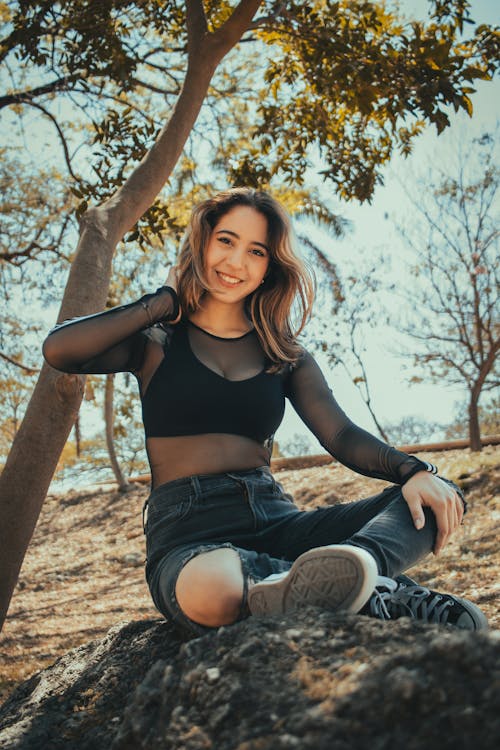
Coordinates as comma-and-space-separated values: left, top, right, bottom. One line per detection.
165, 265, 179, 292
402, 472, 464, 555
165, 265, 182, 323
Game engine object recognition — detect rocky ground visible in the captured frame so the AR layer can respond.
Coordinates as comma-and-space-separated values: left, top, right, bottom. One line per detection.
0, 447, 498, 748
1, 610, 499, 750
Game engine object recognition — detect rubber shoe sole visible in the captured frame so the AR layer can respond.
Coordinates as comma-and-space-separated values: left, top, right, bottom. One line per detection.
248, 544, 377, 616
443, 594, 489, 630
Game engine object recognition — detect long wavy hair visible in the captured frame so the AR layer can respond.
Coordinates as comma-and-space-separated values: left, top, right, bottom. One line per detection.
176, 188, 315, 372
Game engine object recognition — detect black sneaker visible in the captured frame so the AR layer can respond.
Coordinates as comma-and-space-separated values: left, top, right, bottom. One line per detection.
394, 573, 419, 587
363, 576, 489, 631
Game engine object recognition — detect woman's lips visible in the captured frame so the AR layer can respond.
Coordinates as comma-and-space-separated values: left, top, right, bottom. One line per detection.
216, 271, 243, 287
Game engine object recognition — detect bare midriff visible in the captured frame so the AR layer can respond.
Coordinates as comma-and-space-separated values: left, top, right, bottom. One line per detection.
146, 433, 271, 489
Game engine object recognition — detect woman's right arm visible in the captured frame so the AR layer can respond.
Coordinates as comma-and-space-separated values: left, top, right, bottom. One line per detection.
42, 286, 179, 375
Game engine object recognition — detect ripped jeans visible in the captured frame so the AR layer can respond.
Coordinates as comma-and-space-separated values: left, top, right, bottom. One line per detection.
144, 466, 463, 637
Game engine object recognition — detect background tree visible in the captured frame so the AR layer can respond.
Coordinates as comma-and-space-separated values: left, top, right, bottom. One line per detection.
298, 235, 392, 441
394, 131, 499, 452
0, 0, 498, 631
382, 415, 445, 446
445, 396, 500, 440
104, 374, 130, 492
280, 432, 316, 458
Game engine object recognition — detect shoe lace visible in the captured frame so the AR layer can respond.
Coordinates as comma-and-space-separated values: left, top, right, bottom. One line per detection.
368, 582, 454, 624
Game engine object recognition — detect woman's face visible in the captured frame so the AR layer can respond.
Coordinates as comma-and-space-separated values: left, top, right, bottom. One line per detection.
203, 205, 270, 304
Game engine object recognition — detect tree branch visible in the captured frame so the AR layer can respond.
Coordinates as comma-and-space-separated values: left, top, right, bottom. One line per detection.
97, 0, 264, 239
472, 338, 500, 399
349, 324, 390, 442
129, 76, 181, 97
0, 75, 81, 110
248, 2, 287, 31
186, 0, 208, 51
0, 351, 39, 375
212, 0, 264, 53
16, 100, 80, 181
1, 213, 72, 265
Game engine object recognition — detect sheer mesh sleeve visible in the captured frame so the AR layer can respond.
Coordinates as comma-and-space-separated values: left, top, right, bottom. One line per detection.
285, 349, 433, 485
42, 287, 178, 375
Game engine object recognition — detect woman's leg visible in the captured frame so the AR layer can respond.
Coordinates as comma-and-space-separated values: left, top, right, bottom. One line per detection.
172, 544, 375, 627
149, 540, 294, 635
343, 492, 438, 577
174, 547, 244, 627
151, 540, 377, 633
146, 467, 379, 632
165, 482, 433, 629
257, 480, 487, 629
265, 484, 437, 577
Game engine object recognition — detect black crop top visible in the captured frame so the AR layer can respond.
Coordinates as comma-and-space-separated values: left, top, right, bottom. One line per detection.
142, 321, 285, 443
42, 286, 433, 487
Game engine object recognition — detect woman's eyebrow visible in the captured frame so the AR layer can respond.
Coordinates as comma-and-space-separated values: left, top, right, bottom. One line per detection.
216, 229, 269, 252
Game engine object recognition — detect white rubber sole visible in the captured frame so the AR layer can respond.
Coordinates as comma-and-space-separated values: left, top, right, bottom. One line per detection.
248, 544, 377, 616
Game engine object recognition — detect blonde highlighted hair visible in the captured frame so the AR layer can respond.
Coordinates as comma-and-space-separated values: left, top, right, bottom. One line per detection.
176, 188, 315, 372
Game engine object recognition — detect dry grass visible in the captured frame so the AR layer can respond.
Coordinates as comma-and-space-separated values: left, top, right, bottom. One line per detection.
1, 445, 498, 705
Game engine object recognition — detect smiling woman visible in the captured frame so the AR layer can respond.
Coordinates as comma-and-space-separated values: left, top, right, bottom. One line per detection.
42, 187, 488, 636
174, 189, 312, 363
192, 206, 271, 325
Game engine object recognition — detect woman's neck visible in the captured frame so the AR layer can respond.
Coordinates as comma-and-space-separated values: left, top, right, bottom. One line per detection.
189, 296, 252, 337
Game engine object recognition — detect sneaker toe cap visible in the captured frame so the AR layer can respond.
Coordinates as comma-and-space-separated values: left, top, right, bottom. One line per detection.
454, 599, 489, 631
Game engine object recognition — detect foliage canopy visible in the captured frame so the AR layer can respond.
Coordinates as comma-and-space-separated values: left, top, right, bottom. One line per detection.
1, 0, 498, 215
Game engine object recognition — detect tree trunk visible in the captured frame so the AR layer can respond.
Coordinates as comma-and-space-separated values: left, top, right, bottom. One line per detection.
75, 413, 81, 458
467, 342, 500, 452
104, 374, 129, 492
0, 0, 263, 632
468, 391, 482, 452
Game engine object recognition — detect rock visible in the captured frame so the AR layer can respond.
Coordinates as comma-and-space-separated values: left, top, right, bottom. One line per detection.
0, 610, 498, 750
0, 619, 181, 750
205, 667, 220, 683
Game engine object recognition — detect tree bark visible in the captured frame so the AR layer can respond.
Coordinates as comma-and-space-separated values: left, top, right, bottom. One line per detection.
468, 342, 500, 452
75, 413, 81, 458
104, 374, 129, 492
0, 0, 263, 632
468, 391, 482, 452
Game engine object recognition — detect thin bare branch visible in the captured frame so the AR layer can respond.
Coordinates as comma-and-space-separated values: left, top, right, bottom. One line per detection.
18, 100, 80, 181
0, 75, 82, 110
0, 351, 39, 375
129, 76, 181, 97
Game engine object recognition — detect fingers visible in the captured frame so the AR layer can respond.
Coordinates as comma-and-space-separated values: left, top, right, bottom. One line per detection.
403, 474, 465, 556
404, 496, 426, 531
434, 520, 449, 556
436, 490, 452, 555
171, 305, 183, 325
433, 486, 463, 555
166, 265, 180, 290
165, 265, 182, 324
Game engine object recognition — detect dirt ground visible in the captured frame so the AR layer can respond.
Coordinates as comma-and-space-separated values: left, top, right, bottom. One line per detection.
1, 445, 498, 705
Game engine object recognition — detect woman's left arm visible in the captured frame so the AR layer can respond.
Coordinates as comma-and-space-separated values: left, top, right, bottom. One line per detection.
286, 349, 463, 553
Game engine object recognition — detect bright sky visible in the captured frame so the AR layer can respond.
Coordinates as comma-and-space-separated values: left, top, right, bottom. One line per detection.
275, 0, 500, 450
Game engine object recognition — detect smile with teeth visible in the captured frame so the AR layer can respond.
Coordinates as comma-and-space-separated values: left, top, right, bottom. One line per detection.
217, 271, 243, 285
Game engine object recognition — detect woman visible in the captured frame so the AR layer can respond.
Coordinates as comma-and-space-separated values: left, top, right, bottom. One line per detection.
43, 188, 487, 635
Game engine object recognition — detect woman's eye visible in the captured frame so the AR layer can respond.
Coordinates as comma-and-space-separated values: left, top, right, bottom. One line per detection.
218, 236, 232, 245
251, 248, 265, 257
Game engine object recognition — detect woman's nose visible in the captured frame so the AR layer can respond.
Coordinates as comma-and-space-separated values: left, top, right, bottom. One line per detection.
226, 246, 245, 269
